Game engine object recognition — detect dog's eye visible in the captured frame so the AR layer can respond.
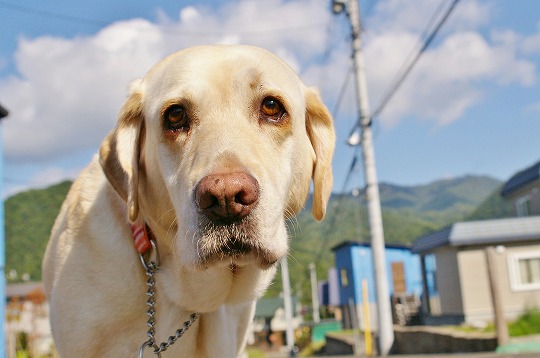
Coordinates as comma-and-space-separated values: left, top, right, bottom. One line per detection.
164, 105, 189, 132
260, 97, 286, 123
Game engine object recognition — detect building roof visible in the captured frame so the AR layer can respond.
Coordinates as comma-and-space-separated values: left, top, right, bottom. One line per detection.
412, 216, 540, 253
254, 297, 298, 318
501, 160, 540, 197
331, 240, 411, 252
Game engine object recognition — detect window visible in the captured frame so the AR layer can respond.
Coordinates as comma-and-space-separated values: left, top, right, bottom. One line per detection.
516, 196, 532, 217
508, 252, 540, 291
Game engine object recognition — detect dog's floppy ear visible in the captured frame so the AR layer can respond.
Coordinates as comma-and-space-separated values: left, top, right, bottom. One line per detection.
305, 88, 336, 221
99, 84, 144, 222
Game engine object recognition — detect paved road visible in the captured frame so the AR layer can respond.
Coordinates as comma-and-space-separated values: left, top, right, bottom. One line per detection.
264, 352, 540, 358
261, 334, 540, 357
267, 354, 539, 358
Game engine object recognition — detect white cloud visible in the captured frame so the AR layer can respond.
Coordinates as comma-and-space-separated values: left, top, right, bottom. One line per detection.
1, 0, 332, 166
522, 33, 540, 55
30, 166, 81, 186
1, 18, 168, 163
3, 165, 83, 198
368, 0, 491, 35
526, 101, 540, 114
359, 0, 537, 127
1, 0, 538, 174
179, 6, 199, 23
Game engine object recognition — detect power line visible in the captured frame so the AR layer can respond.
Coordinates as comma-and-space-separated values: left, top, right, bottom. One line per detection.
313, 146, 362, 264
0, 1, 109, 27
338, 0, 462, 231
317, 18, 338, 96
371, 0, 462, 119
364, 0, 379, 19
331, 63, 354, 117
0, 0, 325, 36
331, 0, 462, 210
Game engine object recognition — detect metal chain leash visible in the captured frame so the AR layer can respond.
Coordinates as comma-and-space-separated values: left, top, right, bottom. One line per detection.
138, 240, 199, 357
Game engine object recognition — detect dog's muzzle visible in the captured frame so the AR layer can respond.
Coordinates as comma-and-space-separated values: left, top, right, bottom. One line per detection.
195, 172, 259, 224
193, 172, 279, 267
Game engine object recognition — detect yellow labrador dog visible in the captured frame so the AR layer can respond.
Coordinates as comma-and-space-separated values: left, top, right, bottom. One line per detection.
43, 45, 335, 357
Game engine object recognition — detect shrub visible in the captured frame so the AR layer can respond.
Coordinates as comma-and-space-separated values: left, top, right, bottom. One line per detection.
509, 308, 540, 337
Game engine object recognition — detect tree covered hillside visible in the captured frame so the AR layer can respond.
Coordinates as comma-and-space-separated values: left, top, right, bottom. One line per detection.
265, 175, 505, 298
5, 181, 72, 282
4, 175, 508, 288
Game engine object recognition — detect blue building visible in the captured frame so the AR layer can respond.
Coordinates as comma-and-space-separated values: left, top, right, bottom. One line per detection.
331, 241, 423, 329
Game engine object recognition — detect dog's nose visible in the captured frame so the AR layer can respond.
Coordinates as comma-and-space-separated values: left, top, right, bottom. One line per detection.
195, 172, 259, 223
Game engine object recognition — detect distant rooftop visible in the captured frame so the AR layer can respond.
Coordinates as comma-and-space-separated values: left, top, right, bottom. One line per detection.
331, 240, 411, 252
501, 160, 540, 197
6, 282, 44, 298
412, 216, 540, 253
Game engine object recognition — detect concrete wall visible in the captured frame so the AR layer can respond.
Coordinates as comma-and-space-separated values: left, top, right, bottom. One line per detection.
458, 248, 492, 322
393, 325, 497, 354
325, 326, 497, 355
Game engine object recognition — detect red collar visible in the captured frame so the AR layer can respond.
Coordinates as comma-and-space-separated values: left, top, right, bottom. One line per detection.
130, 222, 153, 254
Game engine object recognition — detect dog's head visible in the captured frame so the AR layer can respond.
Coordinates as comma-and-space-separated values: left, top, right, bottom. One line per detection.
100, 45, 335, 309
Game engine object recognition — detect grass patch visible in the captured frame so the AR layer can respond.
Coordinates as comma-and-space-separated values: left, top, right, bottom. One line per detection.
509, 308, 540, 337
449, 308, 540, 337
246, 348, 267, 358
451, 323, 495, 334
300, 341, 326, 357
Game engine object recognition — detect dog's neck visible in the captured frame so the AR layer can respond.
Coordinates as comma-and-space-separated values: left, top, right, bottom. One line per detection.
130, 220, 200, 356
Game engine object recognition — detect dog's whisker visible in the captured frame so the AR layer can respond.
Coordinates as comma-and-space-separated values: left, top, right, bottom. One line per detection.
286, 251, 301, 268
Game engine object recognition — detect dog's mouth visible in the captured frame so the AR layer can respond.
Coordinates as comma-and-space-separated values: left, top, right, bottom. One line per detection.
222, 236, 253, 256
196, 219, 280, 270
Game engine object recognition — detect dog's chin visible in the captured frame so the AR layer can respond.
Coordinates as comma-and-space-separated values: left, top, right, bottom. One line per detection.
195, 218, 281, 271
199, 251, 279, 271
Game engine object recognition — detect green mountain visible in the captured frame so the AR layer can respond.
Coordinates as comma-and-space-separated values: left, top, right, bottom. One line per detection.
265, 175, 505, 298
4, 181, 72, 282
378, 175, 503, 223
466, 184, 514, 220
4, 175, 507, 297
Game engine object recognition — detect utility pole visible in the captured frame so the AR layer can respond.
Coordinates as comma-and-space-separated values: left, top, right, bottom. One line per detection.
280, 257, 296, 355
332, 1, 394, 355
485, 246, 509, 347
309, 263, 321, 323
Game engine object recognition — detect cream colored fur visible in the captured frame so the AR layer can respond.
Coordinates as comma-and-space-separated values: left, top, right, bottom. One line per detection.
43, 45, 335, 357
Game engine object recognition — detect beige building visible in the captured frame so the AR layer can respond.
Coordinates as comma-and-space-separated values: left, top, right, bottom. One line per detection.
412, 216, 540, 324
413, 160, 540, 325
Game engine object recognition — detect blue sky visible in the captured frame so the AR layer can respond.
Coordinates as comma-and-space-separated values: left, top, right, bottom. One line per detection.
1, 0, 540, 197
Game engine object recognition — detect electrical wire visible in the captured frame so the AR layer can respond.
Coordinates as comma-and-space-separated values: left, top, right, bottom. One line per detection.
317, 17, 338, 97
331, 63, 354, 118
0, 0, 325, 36
0, 1, 108, 28
364, 0, 379, 19
371, 0, 462, 119
315, 0, 463, 268
313, 146, 362, 265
